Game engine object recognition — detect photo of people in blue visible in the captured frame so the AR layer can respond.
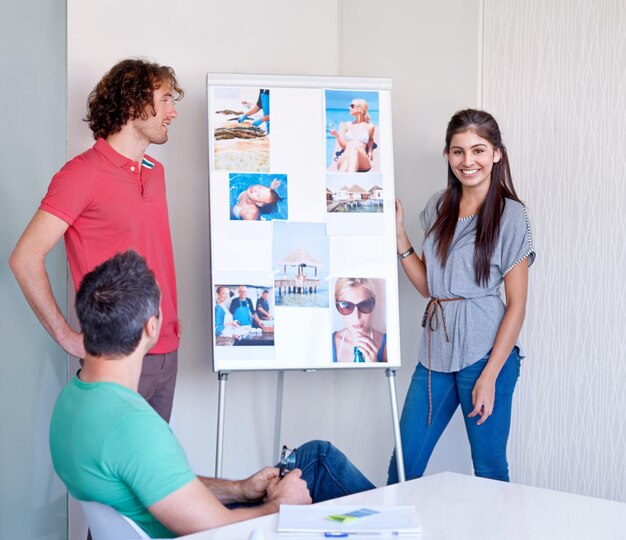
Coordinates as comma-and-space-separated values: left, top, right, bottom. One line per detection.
214, 284, 275, 346
212, 87, 270, 172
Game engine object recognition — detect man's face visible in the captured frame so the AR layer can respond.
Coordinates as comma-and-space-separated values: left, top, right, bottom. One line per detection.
133, 82, 177, 146
238, 287, 247, 299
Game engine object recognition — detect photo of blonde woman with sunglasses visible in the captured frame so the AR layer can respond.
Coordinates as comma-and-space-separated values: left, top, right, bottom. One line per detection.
332, 277, 387, 363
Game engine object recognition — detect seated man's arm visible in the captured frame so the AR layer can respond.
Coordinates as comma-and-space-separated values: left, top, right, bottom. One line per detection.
198, 466, 279, 504
149, 469, 311, 535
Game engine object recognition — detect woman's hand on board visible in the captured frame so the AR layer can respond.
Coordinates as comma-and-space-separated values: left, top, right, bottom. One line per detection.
395, 198, 407, 237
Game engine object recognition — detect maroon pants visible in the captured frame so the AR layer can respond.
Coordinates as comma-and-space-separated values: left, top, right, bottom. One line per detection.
137, 350, 179, 422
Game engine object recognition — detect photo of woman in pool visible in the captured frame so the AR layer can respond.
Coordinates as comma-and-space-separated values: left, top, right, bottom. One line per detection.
229, 173, 288, 221
332, 277, 387, 363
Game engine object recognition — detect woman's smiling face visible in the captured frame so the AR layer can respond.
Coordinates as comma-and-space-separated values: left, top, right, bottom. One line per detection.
446, 129, 501, 192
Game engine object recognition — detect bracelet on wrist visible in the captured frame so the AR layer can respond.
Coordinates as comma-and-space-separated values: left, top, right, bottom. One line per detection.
398, 246, 415, 260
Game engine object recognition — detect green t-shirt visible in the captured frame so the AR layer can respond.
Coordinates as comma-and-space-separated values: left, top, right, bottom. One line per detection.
50, 374, 196, 538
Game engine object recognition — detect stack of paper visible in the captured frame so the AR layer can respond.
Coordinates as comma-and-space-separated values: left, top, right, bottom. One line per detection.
278, 504, 422, 536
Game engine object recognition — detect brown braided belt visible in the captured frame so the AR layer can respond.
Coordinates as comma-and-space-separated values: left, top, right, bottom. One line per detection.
421, 296, 464, 426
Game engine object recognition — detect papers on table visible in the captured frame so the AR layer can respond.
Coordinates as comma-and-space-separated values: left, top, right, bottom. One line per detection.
278, 504, 422, 536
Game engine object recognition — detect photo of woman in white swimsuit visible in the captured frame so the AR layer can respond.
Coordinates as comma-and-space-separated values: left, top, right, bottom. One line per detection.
326, 90, 380, 173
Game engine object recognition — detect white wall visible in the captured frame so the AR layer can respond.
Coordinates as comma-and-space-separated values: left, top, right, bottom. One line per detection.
66, 0, 482, 504
339, 0, 483, 477
16, 0, 626, 537
482, 0, 626, 501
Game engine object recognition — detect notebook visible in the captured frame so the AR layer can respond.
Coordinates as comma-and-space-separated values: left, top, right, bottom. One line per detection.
277, 504, 422, 535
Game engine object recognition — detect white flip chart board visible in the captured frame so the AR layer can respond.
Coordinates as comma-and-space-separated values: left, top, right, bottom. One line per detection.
207, 73, 400, 372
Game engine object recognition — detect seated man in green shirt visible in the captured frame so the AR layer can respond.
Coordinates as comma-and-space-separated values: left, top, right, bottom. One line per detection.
49, 250, 374, 538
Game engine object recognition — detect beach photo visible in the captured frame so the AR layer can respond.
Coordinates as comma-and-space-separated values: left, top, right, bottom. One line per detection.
229, 173, 288, 221
212, 87, 270, 172
325, 89, 380, 173
272, 222, 329, 308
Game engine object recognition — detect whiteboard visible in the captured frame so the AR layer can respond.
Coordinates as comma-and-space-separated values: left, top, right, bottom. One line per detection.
207, 74, 400, 372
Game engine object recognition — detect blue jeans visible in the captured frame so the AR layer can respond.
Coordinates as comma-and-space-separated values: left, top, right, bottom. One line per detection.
388, 347, 521, 484
293, 440, 375, 502
228, 441, 374, 509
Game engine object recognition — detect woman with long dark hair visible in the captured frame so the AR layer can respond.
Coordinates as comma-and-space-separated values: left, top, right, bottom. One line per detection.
388, 109, 535, 483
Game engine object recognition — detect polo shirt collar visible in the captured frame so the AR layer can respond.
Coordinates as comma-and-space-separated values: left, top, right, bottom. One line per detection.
94, 137, 135, 168
94, 138, 158, 174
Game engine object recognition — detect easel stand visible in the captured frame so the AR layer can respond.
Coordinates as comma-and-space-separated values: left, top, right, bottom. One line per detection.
214, 369, 406, 483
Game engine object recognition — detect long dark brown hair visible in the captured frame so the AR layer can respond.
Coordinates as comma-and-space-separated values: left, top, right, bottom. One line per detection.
428, 109, 521, 286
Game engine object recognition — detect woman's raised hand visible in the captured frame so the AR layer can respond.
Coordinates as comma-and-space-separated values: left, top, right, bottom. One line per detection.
395, 198, 407, 236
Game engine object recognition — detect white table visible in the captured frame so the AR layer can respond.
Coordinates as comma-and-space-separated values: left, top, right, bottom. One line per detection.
179, 472, 626, 539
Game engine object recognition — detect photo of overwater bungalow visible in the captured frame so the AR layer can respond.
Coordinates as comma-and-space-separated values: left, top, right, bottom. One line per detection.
272, 222, 329, 308
326, 173, 384, 213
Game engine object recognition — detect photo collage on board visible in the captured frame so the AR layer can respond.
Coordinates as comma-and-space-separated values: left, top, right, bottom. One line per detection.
210, 85, 388, 366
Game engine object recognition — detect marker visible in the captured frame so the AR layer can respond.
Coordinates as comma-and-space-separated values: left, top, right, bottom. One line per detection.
323, 533, 400, 538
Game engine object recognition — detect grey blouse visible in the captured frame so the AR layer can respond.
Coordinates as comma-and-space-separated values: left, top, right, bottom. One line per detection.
418, 191, 535, 373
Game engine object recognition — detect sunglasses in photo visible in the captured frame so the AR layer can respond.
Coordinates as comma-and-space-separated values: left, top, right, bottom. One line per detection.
279, 445, 297, 478
335, 298, 376, 316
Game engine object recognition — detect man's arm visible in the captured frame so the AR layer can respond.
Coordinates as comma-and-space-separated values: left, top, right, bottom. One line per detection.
9, 210, 86, 358
198, 466, 280, 505
248, 300, 264, 328
256, 301, 270, 319
149, 470, 311, 536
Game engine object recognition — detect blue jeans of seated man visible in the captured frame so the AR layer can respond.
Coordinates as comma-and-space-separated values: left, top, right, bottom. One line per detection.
387, 347, 521, 484
294, 440, 375, 502
227, 440, 375, 509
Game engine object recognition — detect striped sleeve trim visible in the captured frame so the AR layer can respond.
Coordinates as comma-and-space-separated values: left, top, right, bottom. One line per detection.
503, 204, 535, 275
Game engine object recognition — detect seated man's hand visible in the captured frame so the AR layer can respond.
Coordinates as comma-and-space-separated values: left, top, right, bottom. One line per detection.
239, 466, 278, 502
265, 469, 311, 506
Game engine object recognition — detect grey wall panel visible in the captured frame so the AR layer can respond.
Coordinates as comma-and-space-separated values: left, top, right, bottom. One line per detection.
483, 0, 626, 501
0, 1, 68, 538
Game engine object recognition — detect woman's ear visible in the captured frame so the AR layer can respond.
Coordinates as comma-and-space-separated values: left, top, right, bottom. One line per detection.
493, 148, 502, 163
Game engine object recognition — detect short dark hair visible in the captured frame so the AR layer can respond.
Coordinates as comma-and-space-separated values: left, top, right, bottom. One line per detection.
85, 58, 184, 140
76, 250, 160, 357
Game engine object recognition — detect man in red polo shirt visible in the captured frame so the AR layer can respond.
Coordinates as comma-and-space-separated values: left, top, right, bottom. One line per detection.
10, 59, 184, 421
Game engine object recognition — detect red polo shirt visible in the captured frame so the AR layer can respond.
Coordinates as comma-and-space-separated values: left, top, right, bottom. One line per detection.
40, 138, 179, 354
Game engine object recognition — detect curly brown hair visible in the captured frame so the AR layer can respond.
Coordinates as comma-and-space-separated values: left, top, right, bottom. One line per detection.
85, 59, 184, 140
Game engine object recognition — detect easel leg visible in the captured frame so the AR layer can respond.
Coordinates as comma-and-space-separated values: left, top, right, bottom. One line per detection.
273, 370, 284, 460
386, 368, 406, 482
215, 371, 229, 478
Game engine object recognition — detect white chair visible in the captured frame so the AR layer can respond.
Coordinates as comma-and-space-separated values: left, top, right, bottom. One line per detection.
80, 500, 158, 540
